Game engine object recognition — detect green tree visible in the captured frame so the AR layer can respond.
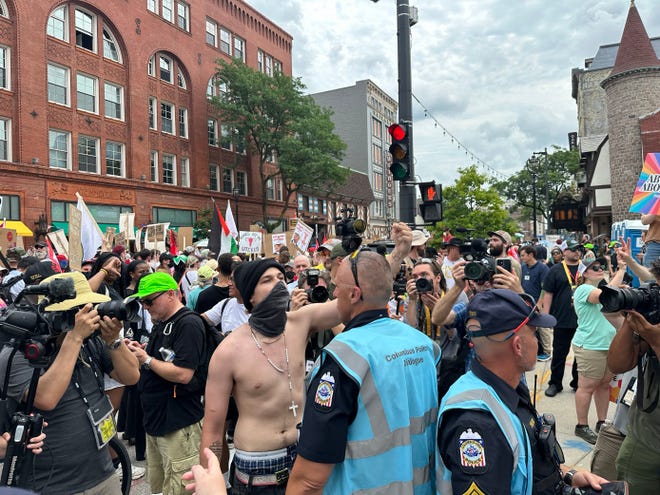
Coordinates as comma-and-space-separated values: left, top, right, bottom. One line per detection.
493, 146, 580, 224
209, 59, 348, 232
429, 164, 517, 243
193, 208, 212, 241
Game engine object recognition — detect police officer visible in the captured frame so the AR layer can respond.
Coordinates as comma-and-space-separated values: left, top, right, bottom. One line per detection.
436, 289, 610, 495
287, 250, 440, 494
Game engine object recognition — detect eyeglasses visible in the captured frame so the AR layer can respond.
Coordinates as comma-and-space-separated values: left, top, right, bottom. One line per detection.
141, 291, 167, 307
350, 248, 366, 301
588, 265, 604, 272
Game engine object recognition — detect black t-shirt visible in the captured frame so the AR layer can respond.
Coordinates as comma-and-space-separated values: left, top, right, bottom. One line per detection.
542, 262, 578, 328
195, 285, 230, 314
0, 337, 115, 495
438, 360, 561, 495
139, 307, 205, 436
297, 309, 387, 463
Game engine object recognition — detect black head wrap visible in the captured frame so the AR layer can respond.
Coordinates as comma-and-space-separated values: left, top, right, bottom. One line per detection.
233, 259, 286, 312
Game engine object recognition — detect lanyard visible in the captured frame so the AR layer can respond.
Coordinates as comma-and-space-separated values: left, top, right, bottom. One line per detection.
72, 343, 104, 408
562, 261, 579, 289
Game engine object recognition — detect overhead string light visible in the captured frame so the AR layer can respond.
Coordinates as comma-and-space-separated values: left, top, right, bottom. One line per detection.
412, 93, 510, 181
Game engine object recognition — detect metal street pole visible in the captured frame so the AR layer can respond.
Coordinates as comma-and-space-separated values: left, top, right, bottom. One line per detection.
232, 187, 240, 230
396, 0, 415, 225
532, 173, 538, 239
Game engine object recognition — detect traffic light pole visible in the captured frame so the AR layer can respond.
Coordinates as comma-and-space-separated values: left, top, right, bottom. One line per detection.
396, 0, 415, 225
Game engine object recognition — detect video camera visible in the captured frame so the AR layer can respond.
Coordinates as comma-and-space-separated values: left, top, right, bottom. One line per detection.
599, 283, 660, 324
304, 269, 329, 303
459, 238, 496, 281
335, 207, 366, 253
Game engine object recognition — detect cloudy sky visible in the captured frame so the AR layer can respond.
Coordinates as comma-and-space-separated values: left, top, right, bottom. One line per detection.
245, 0, 660, 188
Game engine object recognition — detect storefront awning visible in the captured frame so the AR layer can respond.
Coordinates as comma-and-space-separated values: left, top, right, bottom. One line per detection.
2, 221, 33, 237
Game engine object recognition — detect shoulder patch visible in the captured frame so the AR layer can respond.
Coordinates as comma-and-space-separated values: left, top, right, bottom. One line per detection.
458, 428, 486, 472
314, 372, 335, 410
461, 481, 485, 495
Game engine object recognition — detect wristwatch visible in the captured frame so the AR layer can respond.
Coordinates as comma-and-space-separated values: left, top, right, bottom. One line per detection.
563, 469, 577, 486
142, 356, 153, 370
106, 338, 123, 350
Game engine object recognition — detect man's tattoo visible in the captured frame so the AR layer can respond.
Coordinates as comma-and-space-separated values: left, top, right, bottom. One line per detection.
210, 440, 224, 459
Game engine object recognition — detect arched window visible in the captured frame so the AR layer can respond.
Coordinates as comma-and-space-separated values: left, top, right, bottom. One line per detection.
0, 0, 9, 18
102, 26, 122, 63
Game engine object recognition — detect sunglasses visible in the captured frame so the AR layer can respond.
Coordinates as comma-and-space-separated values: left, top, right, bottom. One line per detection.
140, 291, 167, 306
350, 247, 367, 301
588, 265, 604, 272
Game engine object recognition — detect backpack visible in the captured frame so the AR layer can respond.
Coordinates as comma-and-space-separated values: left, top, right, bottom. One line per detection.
165, 308, 224, 394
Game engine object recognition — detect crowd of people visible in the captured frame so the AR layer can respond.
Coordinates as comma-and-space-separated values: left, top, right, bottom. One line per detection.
0, 222, 657, 495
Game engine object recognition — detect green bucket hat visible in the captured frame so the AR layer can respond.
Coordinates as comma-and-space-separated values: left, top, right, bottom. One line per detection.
131, 272, 178, 300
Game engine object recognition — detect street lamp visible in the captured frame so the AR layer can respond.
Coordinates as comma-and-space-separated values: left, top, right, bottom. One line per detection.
526, 159, 538, 239
533, 148, 549, 232
232, 186, 240, 230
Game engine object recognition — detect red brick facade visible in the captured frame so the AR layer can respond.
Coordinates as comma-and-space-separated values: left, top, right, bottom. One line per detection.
0, 0, 294, 241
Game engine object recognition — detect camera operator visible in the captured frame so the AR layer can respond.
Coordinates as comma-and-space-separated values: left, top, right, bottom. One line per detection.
0, 271, 139, 494
605, 241, 660, 493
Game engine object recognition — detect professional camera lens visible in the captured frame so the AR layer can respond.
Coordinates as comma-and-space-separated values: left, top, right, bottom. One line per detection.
415, 278, 433, 294
96, 298, 141, 322
307, 286, 329, 304
599, 284, 660, 323
464, 261, 488, 281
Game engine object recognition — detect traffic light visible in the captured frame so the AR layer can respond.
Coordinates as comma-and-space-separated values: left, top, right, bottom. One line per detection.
418, 181, 443, 223
388, 122, 411, 181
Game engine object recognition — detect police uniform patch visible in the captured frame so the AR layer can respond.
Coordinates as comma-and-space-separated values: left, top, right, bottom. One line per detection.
461, 480, 486, 495
458, 428, 486, 470
314, 372, 335, 409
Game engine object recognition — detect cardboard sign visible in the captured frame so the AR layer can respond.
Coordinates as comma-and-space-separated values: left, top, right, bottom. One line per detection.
0, 228, 17, 252
47, 229, 69, 256
272, 233, 287, 254
68, 205, 83, 271
239, 231, 262, 254
177, 226, 194, 250
292, 220, 313, 253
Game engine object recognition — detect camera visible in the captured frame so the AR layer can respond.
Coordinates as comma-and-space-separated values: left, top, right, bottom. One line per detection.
415, 277, 434, 294
335, 207, 366, 253
599, 283, 660, 324
459, 238, 496, 281
304, 269, 329, 303
393, 264, 409, 297
96, 298, 141, 322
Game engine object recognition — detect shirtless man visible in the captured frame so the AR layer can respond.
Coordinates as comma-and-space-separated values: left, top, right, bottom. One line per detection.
200, 259, 340, 492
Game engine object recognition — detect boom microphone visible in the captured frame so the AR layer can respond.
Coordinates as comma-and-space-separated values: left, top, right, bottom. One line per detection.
22, 278, 76, 303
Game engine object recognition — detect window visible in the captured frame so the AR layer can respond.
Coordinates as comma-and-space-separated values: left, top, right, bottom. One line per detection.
234, 129, 245, 154
150, 151, 158, 182
222, 168, 233, 193
208, 119, 218, 146
0, 46, 8, 90
152, 207, 196, 226
148, 97, 157, 129
236, 170, 247, 195
209, 165, 219, 191
274, 60, 282, 74
177, 2, 189, 31
275, 178, 282, 201
220, 125, 231, 150
161, 102, 174, 134
257, 50, 263, 72
48, 64, 69, 105
234, 36, 245, 62
147, 55, 155, 76
0, 195, 19, 220
266, 178, 275, 200
104, 82, 123, 120
207, 75, 226, 98
78, 135, 98, 173
159, 55, 172, 83
106, 141, 124, 176
162, 0, 173, 22
49, 129, 70, 169
0, 118, 10, 161
372, 171, 383, 192
77, 73, 97, 113
162, 154, 175, 184
372, 117, 382, 139
297, 194, 304, 211
265, 55, 273, 77
220, 28, 231, 55
178, 108, 188, 138
75, 9, 95, 51
147, 0, 157, 13
206, 19, 217, 46
177, 68, 186, 89
180, 157, 189, 187
322, 200, 327, 215
103, 28, 121, 62
47, 6, 67, 41
372, 143, 382, 165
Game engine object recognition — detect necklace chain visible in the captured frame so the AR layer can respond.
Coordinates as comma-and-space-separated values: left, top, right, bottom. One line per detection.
249, 327, 298, 417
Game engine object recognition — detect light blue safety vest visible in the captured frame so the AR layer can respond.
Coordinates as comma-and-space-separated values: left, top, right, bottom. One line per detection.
308, 317, 441, 495
436, 371, 533, 495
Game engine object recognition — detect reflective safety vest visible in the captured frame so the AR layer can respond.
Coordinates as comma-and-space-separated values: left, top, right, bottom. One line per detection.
436, 371, 533, 495
309, 318, 441, 495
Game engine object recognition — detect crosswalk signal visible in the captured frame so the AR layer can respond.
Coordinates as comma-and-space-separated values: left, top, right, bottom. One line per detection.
418, 181, 443, 223
388, 122, 411, 181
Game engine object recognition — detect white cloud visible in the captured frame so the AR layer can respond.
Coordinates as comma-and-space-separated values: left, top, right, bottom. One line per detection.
245, 0, 659, 187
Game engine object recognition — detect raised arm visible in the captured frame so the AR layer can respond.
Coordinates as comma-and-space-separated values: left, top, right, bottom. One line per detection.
387, 222, 412, 275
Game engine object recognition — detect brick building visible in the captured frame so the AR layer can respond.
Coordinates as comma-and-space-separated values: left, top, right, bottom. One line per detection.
572, 2, 660, 231
0, 0, 294, 243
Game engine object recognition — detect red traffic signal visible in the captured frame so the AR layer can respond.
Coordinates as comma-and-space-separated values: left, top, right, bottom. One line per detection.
388, 122, 411, 181
418, 181, 443, 223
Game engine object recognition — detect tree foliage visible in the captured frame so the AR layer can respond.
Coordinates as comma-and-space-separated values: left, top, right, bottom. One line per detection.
208, 59, 348, 232
493, 146, 580, 222
429, 164, 517, 244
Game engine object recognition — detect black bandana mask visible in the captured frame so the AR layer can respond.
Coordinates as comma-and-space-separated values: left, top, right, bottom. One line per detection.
248, 282, 289, 337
